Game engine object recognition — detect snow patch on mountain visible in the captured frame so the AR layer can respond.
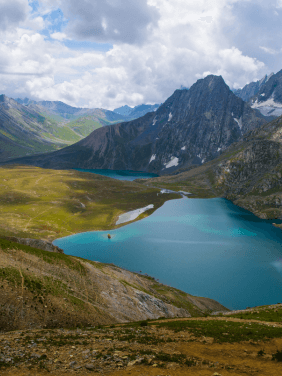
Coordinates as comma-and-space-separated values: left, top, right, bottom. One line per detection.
234, 117, 243, 129
168, 112, 173, 121
252, 93, 282, 109
164, 157, 179, 169
149, 154, 156, 163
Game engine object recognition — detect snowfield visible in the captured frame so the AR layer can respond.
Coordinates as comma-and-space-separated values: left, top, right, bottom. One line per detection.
164, 157, 179, 169
116, 204, 154, 225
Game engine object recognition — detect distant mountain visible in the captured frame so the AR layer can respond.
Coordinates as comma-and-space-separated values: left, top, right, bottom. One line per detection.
249, 69, 282, 117
233, 73, 273, 102
113, 103, 160, 119
113, 105, 133, 116
0, 95, 66, 162
15, 98, 128, 122
129, 104, 160, 119
7, 75, 268, 174
234, 70, 282, 117
0, 95, 130, 162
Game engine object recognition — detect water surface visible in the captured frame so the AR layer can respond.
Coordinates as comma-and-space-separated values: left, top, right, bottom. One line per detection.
54, 197, 282, 310
74, 168, 158, 181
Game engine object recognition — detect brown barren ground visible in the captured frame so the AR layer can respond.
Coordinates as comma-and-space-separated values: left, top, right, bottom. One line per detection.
1, 316, 282, 376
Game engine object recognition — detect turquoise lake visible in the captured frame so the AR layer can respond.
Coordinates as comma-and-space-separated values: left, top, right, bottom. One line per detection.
74, 168, 158, 181
54, 196, 282, 310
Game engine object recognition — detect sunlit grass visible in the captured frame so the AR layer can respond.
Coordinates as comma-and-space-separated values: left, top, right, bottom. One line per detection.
0, 165, 180, 240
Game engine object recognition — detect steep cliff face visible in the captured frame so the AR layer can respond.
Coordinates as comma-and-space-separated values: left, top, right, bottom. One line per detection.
7, 75, 267, 174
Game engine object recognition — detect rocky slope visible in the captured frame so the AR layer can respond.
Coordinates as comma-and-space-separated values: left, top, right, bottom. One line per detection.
0, 237, 227, 332
146, 114, 282, 226
249, 69, 282, 117
210, 115, 282, 222
233, 73, 273, 102
7, 75, 268, 174
234, 70, 282, 117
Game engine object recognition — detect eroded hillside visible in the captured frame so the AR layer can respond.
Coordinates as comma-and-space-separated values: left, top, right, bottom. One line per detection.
0, 238, 227, 332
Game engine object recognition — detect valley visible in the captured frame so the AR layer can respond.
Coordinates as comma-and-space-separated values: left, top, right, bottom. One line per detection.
0, 96, 159, 163
0, 165, 179, 241
1, 72, 282, 375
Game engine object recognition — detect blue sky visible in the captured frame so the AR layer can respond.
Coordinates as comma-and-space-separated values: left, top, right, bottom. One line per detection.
0, 0, 281, 109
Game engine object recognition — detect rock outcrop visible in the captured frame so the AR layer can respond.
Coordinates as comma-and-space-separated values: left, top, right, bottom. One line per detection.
4, 236, 64, 253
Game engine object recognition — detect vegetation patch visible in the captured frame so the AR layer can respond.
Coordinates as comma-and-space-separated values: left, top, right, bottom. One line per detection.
0, 165, 179, 240
228, 305, 282, 323
154, 319, 282, 343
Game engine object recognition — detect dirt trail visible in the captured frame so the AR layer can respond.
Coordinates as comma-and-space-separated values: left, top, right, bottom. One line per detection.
150, 316, 282, 327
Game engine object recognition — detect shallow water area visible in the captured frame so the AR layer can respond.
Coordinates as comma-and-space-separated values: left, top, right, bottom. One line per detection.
54, 197, 282, 310
74, 168, 158, 181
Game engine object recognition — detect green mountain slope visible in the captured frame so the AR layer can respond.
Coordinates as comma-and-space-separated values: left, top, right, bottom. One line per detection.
0, 96, 129, 162
0, 95, 68, 162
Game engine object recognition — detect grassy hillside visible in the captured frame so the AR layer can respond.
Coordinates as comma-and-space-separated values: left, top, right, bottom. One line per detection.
0, 165, 180, 240
0, 238, 227, 332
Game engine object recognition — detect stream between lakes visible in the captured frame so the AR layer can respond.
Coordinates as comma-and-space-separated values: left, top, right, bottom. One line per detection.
54, 170, 282, 310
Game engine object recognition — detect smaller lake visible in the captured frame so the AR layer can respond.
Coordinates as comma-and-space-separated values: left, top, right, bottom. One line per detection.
74, 168, 158, 181
54, 197, 282, 310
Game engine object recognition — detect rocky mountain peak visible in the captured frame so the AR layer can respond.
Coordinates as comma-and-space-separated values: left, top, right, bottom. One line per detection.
250, 69, 282, 117
9, 75, 268, 174
0, 94, 9, 103
0, 94, 19, 109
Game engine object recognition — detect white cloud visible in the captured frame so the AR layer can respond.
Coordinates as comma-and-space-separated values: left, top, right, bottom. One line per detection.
50, 32, 68, 41
259, 46, 279, 55
0, 0, 278, 109
0, 0, 30, 31
59, 0, 160, 45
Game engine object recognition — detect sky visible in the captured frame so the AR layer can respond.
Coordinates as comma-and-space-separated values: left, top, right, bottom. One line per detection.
0, 0, 282, 110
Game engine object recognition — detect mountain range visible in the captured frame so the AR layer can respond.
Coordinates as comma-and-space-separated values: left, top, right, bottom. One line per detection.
0, 95, 65, 162
113, 103, 160, 118
6, 75, 269, 173
0, 96, 160, 162
234, 70, 282, 117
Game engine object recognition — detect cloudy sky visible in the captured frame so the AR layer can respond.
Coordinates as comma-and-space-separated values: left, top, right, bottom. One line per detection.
0, 0, 282, 109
